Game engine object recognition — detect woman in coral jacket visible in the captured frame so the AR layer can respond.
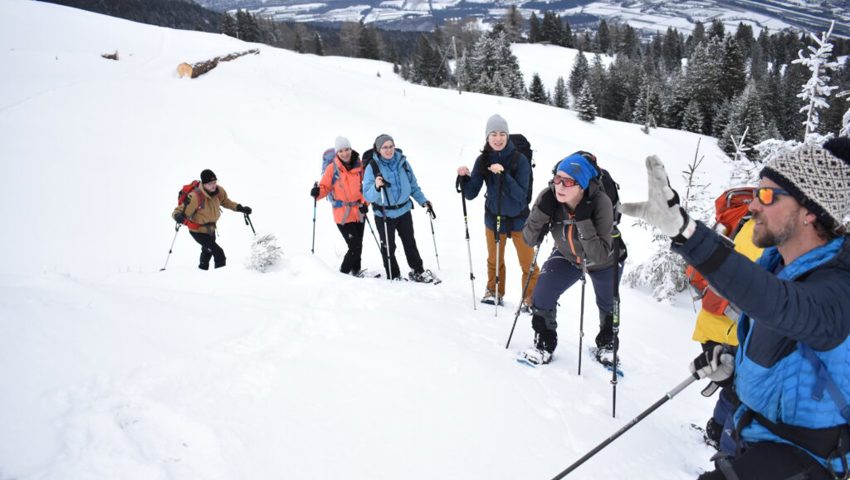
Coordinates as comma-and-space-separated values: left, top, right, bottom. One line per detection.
311, 136, 369, 276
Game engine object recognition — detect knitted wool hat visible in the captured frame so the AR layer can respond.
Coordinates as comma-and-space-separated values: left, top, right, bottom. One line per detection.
485, 114, 509, 138
334, 136, 351, 153
374, 134, 394, 151
557, 153, 597, 190
759, 137, 850, 232
200, 169, 217, 184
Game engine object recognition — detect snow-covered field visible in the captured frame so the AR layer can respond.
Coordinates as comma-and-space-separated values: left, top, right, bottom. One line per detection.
1, 2, 738, 478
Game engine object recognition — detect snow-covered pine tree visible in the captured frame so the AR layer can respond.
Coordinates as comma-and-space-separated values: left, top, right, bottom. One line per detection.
576, 80, 597, 122
568, 50, 589, 103
247, 234, 282, 273
793, 21, 840, 142
553, 76, 568, 108
681, 99, 703, 133
529, 73, 548, 104
719, 82, 769, 157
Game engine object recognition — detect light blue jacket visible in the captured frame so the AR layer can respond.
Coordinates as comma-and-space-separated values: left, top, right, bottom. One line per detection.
362, 150, 428, 219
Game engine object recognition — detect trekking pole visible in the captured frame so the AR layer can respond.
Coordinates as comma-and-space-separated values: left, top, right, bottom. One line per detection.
365, 215, 382, 256
577, 255, 587, 376
244, 213, 256, 236
494, 174, 504, 317
311, 182, 318, 254
550, 374, 697, 479
160, 223, 182, 271
505, 226, 547, 349
456, 176, 477, 310
380, 185, 393, 281
611, 230, 622, 418
427, 207, 441, 270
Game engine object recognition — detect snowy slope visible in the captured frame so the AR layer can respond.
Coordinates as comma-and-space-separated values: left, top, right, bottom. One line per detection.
1, 2, 735, 479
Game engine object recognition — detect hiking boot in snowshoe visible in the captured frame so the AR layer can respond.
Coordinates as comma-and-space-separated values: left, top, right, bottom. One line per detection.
522, 348, 552, 365
704, 418, 722, 450
408, 269, 436, 283
595, 312, 614, 349
520, 300, 533, 314
481, 290, 504, 306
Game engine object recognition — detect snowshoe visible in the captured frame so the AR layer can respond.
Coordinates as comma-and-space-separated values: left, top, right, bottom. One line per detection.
520, 348, 552, 365
408, 269, 441, 284
354, 269, 382, 279
480, 290, 504, 306
519, 301, 533, 314
590, 346, 624, 377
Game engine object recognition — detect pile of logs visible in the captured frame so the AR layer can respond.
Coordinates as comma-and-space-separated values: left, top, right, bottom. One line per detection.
177, 48, 260, 79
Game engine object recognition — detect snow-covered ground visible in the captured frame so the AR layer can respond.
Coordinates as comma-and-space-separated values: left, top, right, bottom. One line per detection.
1, 2, 737, 478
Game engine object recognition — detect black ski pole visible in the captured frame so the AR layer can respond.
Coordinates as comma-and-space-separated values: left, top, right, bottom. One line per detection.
611, 230, 622, 417
550, 374, 698, 479
244, 213, 256, 236
494, 174, 504, 317
427, 205, 440, 270
505, 229, 546, 349
311, 182, 318, 254
577, 256, 587, 376
160, 223, 182, 271
365, 215, 382, 256
379, 185, 393, 281
456, 176, 477, 310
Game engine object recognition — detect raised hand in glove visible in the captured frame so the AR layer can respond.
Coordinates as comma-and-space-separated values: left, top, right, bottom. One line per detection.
237, 204, 252, 215
310, 184, 320, 198
690, 343, 735, 386
536, 188, 558, 217
620, 156, 696, 240
425, 201, 436, 219
174, 212, 186, 224
359, 204, 369, 214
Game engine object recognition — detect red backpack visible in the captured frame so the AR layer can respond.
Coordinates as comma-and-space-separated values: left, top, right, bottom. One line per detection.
177, 180, 205, 228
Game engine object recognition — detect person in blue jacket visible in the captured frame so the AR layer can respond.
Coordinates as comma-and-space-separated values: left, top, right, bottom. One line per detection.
363, 134, 436, 283
456, 114, 539, 309
623, 137, 850, 479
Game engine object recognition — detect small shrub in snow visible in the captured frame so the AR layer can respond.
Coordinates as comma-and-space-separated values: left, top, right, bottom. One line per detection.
247, 234, 282, 272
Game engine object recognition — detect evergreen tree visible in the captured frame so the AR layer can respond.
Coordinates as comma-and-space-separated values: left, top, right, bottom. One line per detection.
586, 54, 607, 115
412, 34, 445, 87
529, 73, 548, 104
682, 99, 704, 133
493, 31, 526, 98
719, 36, 747, 100
686, 21, 706, 55
597, 19, 610, 53
456, 49, 475, 92
504, 6, 523, 43
220, 13, 237, 38
235, 10, 260, 42
634, 79, 662, 130
618, 24, 640, 59
708, 19, 725, 41
294, 30, 304, 54
792, 24, 840, 140
358, 23, 380, 60
661, 27, 683, 73
620, 97, 633, 123
568, 49, 589, 102
684, 39, 723, 133
528, 12, 541, 43
719, 82, 770, 157
561, 20, 573, 48
541, 11, 562, 44
553, 76, 568, 108
314, 33, 325, 56
577, 80, 597, 122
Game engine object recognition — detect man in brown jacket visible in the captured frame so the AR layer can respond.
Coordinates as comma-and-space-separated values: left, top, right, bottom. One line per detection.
172, 169, 252, 270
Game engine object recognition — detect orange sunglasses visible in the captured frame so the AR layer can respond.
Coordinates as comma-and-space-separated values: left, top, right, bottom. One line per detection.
754, 187, 790, 206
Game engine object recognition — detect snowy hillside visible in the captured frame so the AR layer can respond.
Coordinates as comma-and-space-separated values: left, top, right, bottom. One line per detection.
1, 2, 737, 479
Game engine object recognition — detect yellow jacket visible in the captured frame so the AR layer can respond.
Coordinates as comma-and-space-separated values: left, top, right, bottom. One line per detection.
172, 185, 239, 234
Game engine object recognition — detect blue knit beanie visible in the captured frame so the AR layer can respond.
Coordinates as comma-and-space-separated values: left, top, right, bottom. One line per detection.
556, 154, 597, 189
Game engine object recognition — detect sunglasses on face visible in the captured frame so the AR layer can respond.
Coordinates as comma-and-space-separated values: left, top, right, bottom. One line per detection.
553, 176, 578, 187
754, 187, 791, 206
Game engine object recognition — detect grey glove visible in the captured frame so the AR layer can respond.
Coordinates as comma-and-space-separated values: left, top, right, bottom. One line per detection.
689, 344, 735, 384
620, 155, 696, 239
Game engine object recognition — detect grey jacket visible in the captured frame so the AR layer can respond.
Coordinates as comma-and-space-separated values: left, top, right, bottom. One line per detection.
522, 181, 615, 271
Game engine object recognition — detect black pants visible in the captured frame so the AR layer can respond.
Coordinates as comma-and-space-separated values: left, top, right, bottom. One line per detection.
698, 442, 831, 480
190, 231, 226, 269
337, 221, 365, 274
374, 211, 423, 280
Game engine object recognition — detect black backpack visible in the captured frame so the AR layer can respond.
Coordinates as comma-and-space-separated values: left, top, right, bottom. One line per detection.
509, 134, 535, 206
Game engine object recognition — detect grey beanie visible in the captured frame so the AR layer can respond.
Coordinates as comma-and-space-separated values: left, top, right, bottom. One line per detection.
485, 114, 509, 138
334, 136, 351, 153
759, 137, 850, 232
374, 134, 394, 151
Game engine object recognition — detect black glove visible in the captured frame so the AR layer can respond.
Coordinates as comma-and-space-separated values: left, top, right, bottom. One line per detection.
174, 212, 186, 224
359, 204, 369, 214
456, 174, 470, 191
690, 344, 735, 386
310, 185, 320, 198
425, 201, 436, 219
573, 192, 593, 221
537, 189, 558, 217
237, 204, 252, 215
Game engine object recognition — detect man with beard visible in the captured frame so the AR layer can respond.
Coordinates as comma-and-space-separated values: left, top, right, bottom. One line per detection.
622, 137, 850, 479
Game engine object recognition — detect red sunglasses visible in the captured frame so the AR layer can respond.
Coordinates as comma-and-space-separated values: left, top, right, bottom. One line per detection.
553, 176, 578, 187
754, 187, 790, 206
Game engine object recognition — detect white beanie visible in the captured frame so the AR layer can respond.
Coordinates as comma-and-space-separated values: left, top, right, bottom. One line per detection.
334, 136, 352, 153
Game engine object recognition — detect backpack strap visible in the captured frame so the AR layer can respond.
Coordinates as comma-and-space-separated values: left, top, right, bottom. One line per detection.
800, 343, 850, 425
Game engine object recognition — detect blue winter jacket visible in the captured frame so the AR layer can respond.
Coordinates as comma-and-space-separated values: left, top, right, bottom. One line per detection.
462, 141, 531, 233
673, 222, 850, 472
362, 150, 428, 219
